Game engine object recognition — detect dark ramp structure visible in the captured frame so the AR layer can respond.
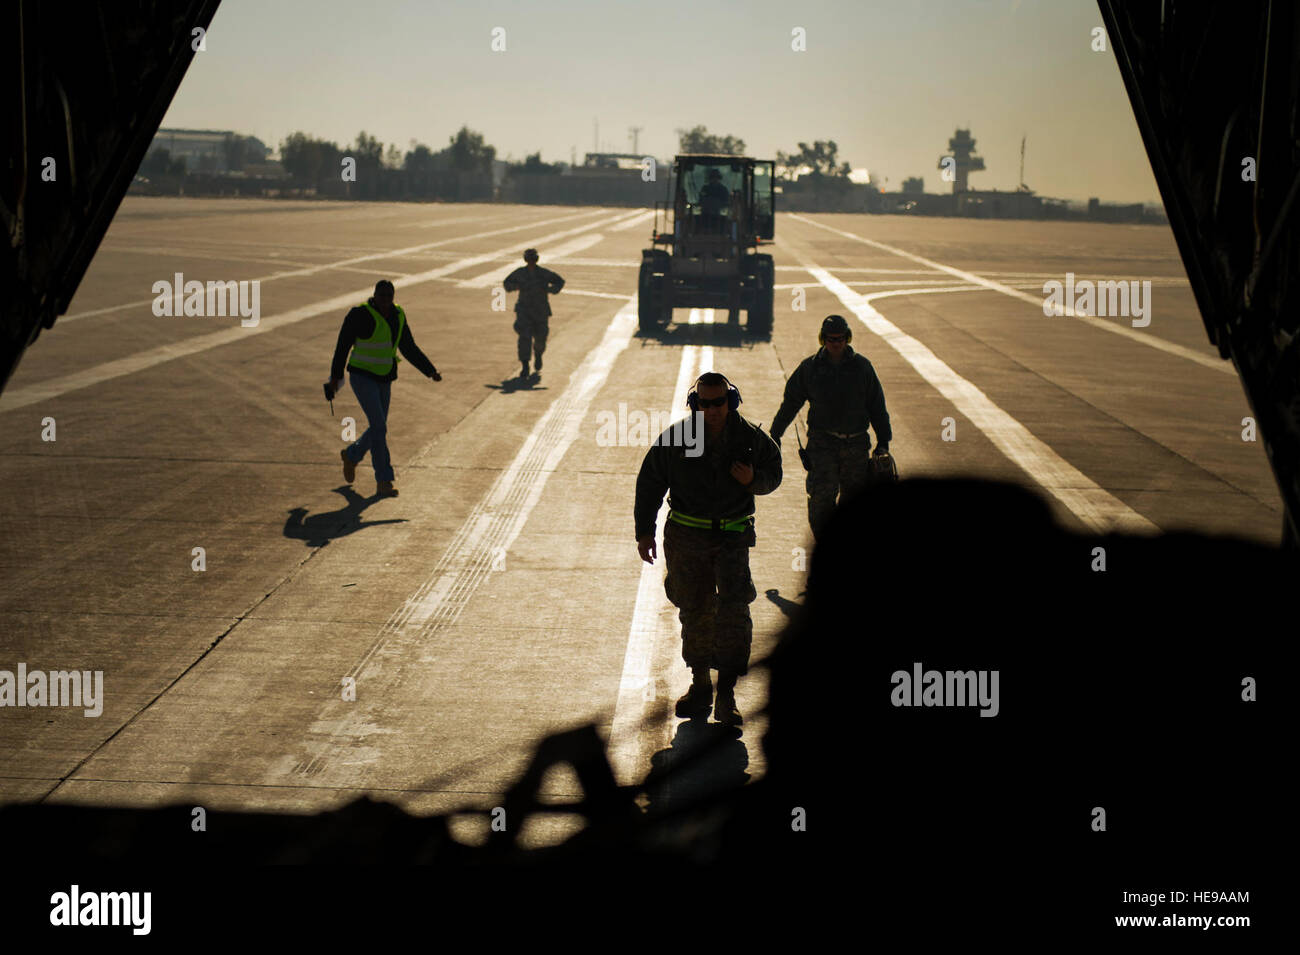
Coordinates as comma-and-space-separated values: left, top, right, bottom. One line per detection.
1100, 0, 1300, 546
1, 0, 220, 394
0, 0, 1289, 934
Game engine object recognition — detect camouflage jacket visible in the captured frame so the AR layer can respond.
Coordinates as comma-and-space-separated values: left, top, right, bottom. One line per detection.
634, 412, 782, 540
769, 345, 892, 444
503, 266, 565, 316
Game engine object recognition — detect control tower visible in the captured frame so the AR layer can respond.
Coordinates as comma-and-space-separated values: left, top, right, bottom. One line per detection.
939, 128, 985, 194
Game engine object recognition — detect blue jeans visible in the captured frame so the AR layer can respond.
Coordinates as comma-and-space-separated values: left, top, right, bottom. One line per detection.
347, 373, 394, 483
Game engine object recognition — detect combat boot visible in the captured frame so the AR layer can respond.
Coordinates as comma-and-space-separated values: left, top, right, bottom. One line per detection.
340, 448, 356, 483
713, 688, 743, 726
520, 361, 530, 379
714, 670, 743, 726
675, 669, 712, 718
533, 353, 542, 372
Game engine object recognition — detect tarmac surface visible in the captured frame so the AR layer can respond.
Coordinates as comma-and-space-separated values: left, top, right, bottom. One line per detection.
0, 199, 1282, 848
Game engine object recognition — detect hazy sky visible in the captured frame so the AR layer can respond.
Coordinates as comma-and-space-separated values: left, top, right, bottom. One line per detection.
161, 0, 1160, 203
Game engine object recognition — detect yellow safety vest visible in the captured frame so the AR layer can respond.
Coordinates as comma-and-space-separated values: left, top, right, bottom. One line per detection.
348, 303, 406, 375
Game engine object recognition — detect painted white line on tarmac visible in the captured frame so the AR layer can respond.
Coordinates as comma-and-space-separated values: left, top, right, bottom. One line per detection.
608, 308, 713, 786
0, 211, 636, 414
775, 278, 1193, 291
608, 210, 654, 232
561, 288, 637, 300
456, 230, 618, 288
59, 208, 606, 322
276, 295, 646, 782
792, 254, 1159, 535
790, 214, 1227, 374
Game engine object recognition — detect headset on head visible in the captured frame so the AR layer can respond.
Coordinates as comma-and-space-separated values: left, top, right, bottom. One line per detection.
686, 372, 742, 411
818, 316, 853, 346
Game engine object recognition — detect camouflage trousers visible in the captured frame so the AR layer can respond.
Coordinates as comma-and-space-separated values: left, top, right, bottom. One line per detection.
662, 518, 758, 676
807, 429, 873, 541
513, 312, 549, 364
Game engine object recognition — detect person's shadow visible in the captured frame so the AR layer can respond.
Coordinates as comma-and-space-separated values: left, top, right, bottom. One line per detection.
284, 486, 408, 546
764, 588, 805, 618
642, 718, 750, 819
486, 372, 547, 394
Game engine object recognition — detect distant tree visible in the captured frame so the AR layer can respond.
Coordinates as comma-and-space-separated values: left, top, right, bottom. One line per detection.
901, 176, 924, 194
774, 150, 803, 182
141, 148, 186, 177
404, 142, 438, 195
513, 151, 561, 174
782, 140, 850, 179
350, 131, 383, 166
446, 126, 496, 173
346, 131, 384, 195
280, 132, 342, 182
676, 125, 746, 155
383, 144, 403, 170
221, 134, 249, 172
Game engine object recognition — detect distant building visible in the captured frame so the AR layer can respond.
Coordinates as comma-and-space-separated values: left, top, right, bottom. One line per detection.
1088, 197, 1148, 222
146, 128, 270, 174
579, 152, 660, 174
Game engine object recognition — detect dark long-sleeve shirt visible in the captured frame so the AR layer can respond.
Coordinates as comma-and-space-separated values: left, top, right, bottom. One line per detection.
634, 412, 782, 540
769, 346, 892, 445
330, 301, 438, 383
503, 266, 564, 316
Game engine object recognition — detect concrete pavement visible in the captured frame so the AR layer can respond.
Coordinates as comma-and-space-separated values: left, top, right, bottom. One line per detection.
0, 199, 1281, 847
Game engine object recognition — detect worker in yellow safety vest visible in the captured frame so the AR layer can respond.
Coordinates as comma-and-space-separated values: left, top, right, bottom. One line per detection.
328, 279, 442, 497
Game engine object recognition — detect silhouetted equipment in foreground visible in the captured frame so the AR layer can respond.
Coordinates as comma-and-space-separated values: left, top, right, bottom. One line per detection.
4, 481, 1289, 898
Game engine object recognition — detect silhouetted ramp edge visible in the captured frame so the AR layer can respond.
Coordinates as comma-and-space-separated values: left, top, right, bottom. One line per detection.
1, 0, 222, 394
1099, 0, 1300, 546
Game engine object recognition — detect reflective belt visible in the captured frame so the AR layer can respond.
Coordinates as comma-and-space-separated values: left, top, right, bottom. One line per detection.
816, 428, 868, 440
667, 509, 754, 532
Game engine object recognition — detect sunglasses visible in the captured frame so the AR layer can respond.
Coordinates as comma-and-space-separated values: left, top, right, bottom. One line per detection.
694, 395, 729, 408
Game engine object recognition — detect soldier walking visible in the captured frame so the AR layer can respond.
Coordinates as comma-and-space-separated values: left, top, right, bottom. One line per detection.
503, 248, 564, 380
769, 314, 892, 542
635, 372, 782, 726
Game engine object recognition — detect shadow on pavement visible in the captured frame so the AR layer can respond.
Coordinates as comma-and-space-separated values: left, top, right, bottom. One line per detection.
486, 372, 546, 394
284, 485, 408, 546
643, 718, 750, 818
763, 587, 803, 619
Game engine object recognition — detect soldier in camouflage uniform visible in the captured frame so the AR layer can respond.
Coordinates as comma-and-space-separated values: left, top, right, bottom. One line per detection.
769, 315, 892, 542
635, 372, 782, 726
503, 248, 565, 380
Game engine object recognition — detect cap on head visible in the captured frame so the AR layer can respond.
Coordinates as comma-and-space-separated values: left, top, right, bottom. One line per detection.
374, 279, 395, 297
819, 314, 852, 345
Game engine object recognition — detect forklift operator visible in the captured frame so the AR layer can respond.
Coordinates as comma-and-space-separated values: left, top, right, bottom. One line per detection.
698, 167, 731, 231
